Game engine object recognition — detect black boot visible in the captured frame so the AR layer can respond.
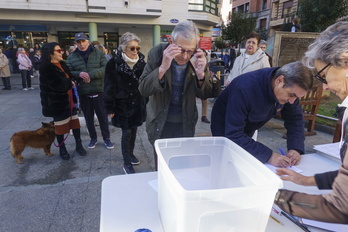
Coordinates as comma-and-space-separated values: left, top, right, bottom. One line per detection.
59, 144, 70, 160
75, 139, 87, 156
1, 78, 7, 90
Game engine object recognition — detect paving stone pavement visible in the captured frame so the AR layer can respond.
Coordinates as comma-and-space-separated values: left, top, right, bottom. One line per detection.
0, 74, 333, 232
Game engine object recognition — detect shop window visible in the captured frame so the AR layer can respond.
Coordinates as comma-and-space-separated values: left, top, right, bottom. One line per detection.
104, 32, 118, 52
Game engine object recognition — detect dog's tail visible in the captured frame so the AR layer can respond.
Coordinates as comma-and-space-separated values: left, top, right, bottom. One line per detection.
10, 137, 15, 157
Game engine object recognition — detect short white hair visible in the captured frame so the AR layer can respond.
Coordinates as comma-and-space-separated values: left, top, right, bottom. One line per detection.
303, 21, 348, 69
118, 32, 141, 52
171, 21, 199, 46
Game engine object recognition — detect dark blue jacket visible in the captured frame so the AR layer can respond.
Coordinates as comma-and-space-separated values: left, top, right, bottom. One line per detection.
211, 67, 305, 163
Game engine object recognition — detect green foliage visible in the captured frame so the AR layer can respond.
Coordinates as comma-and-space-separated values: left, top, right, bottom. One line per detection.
316, 95, 341, 127
214, 37, 227, 50
222, 12, 257, 45
256, 27, 268, 40
298, 0, 348, 32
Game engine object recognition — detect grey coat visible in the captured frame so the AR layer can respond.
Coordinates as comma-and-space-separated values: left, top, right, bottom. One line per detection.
138, 43, 213, 145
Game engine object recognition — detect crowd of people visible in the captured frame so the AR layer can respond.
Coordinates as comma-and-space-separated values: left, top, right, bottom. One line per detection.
2, 19, 348, 223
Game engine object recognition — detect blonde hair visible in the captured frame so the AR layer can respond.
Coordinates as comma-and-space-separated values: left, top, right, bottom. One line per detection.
94, 44, 106, 54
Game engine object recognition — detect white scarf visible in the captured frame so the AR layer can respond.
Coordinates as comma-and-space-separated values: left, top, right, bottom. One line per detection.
122, 52, 139, 69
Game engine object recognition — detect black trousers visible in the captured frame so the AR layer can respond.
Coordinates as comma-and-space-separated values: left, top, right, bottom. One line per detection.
121, 127, 137, 165
79, 93, 110, 140
20, 70, 31, 88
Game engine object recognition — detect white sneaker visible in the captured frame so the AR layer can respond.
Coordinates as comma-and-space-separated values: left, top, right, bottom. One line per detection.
28, 87, 34, 90
30, 75, 34, 78
23, 88, 28, 91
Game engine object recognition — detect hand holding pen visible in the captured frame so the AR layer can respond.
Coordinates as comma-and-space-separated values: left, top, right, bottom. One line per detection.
286, 149, 302, 166
268, 151, 291, 167
279, 148, 301, 166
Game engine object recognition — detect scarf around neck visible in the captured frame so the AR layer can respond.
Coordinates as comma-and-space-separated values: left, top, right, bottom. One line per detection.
122, 52, 139, 69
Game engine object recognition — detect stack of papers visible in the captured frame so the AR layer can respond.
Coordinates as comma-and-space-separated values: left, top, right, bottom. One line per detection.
313, 142, 340, 160
302, 218, 348, 231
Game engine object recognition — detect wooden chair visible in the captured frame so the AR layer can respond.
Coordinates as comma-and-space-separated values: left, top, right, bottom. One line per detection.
300, 86, 323, 136
333, 118, 342, 143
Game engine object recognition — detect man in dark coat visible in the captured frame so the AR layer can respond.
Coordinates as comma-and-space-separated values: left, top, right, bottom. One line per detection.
211, 61, 313, 167
67, 33, 113, 150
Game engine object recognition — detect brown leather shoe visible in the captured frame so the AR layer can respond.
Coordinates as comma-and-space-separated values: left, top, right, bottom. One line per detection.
201, 116, 210, 124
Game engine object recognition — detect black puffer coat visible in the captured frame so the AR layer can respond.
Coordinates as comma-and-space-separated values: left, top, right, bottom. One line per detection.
39, 61, 77, 118
104, 52, 146, 129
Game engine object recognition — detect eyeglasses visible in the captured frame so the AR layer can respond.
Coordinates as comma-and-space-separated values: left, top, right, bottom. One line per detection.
128, 46, 140, 52
178, 47, 197, 56
54, 49, 64, 53
314, 63, 331, 84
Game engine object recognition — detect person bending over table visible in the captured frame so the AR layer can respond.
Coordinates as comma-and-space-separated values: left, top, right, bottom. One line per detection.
275, 21, 348, 224
211, 61, 313, 168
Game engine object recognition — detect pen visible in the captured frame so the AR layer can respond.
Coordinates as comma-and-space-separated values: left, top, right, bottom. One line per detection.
269, 215, 283, 225
281, 211, 310, 232
278, 147, 286, 156
278, 147, 292, 167
272, 207, 280, 215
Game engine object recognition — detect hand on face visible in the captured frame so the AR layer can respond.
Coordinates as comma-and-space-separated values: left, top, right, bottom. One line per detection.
160, 44, 182, 72
191, 48, 207, 78
192, 49, 206, 70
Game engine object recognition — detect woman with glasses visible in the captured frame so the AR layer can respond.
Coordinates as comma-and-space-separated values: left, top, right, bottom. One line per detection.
275, 21, 348, 223
104, 32, 147, 174
224, 31, 270, 86
39, 42, 86, 160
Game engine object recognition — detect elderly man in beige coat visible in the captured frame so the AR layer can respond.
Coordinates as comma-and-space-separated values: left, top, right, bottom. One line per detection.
0, 48, 11, 90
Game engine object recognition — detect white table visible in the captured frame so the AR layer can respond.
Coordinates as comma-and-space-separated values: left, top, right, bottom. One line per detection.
100, 153, 341, 232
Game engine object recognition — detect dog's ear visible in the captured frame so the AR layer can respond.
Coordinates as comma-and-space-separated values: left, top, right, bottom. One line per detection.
42, 122, 49, 127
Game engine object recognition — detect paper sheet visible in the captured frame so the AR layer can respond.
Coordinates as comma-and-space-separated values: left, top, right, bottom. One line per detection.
265, 163, 303, 173
313, 142, 340, 160
302, 218, 348, 232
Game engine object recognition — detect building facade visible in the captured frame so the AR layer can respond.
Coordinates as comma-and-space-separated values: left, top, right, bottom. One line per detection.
269, 0, 299, 36
0, 0, 220, 55
231, 0, 271, 36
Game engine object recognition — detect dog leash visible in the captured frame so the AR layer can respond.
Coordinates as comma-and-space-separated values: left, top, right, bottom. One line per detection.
53, 89, 74, 148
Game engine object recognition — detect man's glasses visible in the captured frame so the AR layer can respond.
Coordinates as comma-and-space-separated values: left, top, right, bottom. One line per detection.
54, 49, 64, 53
128, 46, 140, 52
179, 47, 197, 56
314, 63, 330, 84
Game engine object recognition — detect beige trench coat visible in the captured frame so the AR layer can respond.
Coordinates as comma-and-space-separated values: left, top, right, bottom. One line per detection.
0, 53, 11, 78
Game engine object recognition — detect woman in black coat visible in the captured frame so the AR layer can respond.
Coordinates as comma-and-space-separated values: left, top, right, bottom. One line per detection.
104, 32, 146, 174
40, 42, 86, 160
